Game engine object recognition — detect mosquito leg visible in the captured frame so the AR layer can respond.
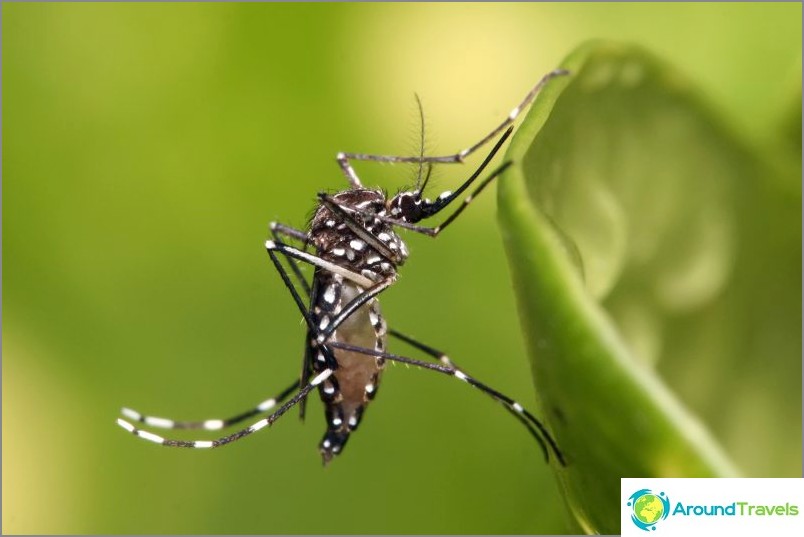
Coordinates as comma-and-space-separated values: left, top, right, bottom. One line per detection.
266, 247, 316, 329
265, 239, 397, 372
334, 69, 569, 185
264, 230, 321, 419
265, 246, 341, 374
416, 123, 513, 211
327, 159, 512, 240
265, 240, 374, 288
120, 379, 300, 432
117, 370, 334, 448
388, 329, 453, 367
264, 240, 393, 341
317, 277, 396, 343
322, 132, 513, 242
387, 328, 555, 458
264, 237, 396, 343
270, 222, 312, 297
325, 341, 565, 466
270, 222, 309, 244
322, 123, 513, 253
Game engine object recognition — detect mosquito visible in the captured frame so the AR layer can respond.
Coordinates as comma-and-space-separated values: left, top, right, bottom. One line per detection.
118, 69, 569, 466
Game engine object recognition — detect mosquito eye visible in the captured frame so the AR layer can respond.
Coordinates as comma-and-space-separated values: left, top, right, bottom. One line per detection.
400, 195, 416, 214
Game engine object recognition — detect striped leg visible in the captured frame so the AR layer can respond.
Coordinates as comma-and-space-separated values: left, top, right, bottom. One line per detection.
388, 329, 557, 462
265, 238, 396, 344
335, 69, 570, 187
117, 370, 333, 448
325, 341, 565, 466
119, 379, 300, 432
270, 222, 312, 297
265, 224, 315, 388
265, 240, 374, 288
263, 240, 328, 420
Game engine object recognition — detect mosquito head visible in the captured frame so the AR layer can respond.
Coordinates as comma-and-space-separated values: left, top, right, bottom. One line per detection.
388, 188, 452, 224
387, 191, 422, 223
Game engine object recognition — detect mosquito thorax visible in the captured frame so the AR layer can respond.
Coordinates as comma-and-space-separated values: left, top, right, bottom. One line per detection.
310, 188, 410, 276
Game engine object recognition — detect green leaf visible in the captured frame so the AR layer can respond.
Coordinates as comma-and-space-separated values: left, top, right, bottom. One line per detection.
495, 40, 784, 533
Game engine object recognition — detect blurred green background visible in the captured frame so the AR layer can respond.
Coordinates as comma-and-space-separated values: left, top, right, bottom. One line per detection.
3, 3, 800, 534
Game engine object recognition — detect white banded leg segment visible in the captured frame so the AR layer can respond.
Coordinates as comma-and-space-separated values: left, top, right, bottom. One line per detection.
121, 407, 142, 422
118, 379, 300, 432
117, 418, 189, 447
265, 240, 373, 288
257, 398, 277, 412
249, 419, 269, 433
117, 418, 135, 433
311, 369, 333, 386
145, 416, 175, 429
337, 152, 363, 188
116, 372, 329, 449
117, 419, 166, 444
203, 420, 225, 431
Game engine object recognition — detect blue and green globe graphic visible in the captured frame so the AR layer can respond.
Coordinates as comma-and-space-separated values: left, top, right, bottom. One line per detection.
627, 489, 670, 531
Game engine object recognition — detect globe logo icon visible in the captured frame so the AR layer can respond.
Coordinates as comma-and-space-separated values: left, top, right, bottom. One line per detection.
627, 489, 670, 531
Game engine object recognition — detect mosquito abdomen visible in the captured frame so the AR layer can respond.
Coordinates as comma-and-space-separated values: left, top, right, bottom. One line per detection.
315, 278, 387, 463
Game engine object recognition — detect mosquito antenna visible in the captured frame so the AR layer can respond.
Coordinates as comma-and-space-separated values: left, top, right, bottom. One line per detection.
413, 92, 426, 195
420, 162, 433, 195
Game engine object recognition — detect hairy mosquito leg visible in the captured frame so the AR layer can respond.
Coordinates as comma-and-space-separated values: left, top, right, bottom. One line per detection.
265, 247, 341, 375
120, 379, 301, 432
270, 222, 312, 296
265, 240, 374, 288
266, 248, 316, 330
270, 222, 309, 244
264, 241, 321, 419
322, 128, 513, 242
418, 124, 512, 208
325, 341, 565, 466
117, 370, 334, 448
334, 69, 569, 186
388, 329, 453, 367
387, 328, 554, 458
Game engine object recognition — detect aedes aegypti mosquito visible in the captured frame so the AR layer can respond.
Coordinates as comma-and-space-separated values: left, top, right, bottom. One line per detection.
118, 69, 569, 466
